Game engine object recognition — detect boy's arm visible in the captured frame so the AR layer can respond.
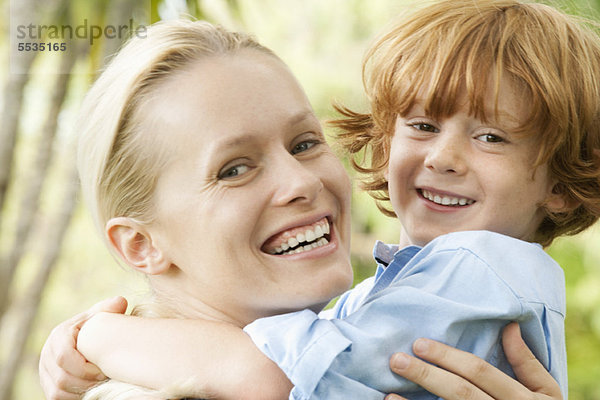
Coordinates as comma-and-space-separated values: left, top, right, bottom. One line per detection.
38, 296, 127, 400
245, 234, 564, 399
77, 313, 292, 400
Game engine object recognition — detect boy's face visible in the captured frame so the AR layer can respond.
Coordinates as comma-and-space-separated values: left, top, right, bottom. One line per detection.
387, 76, 564, 247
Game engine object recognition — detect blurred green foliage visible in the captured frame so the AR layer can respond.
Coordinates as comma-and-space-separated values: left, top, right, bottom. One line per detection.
548, 228, 600, 400
2, 0, 599, 398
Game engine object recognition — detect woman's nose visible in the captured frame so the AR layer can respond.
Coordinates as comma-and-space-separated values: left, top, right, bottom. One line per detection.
423, 134, 467, 175
271, 155, 324, 206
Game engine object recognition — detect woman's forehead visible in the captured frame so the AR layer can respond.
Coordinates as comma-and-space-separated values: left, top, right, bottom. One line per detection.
132, 53, 317, 163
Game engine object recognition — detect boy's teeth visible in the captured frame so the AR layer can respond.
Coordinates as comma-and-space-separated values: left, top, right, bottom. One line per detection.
422, 189, 474, 206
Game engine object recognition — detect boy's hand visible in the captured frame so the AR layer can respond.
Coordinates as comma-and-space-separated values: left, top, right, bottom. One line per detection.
386, 322, 562, 400
39, 296, 128, 400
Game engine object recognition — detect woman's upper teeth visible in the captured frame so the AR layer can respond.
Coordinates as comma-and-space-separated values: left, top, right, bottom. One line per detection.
276, 237, 330, 255
422, 189, 474, 206
270, 219, 330, 255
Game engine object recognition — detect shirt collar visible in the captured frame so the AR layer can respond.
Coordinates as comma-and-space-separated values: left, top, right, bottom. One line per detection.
372, 241, 399, 266
372, 240, 421, 280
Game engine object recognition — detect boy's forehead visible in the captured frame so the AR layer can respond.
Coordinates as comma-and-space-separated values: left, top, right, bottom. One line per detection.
403, 75, 531, 129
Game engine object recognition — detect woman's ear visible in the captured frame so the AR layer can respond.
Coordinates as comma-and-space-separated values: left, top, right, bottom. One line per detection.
106, 217, 171, 275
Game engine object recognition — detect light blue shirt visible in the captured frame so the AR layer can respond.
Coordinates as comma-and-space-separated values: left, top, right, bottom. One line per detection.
244, 231, 567, 399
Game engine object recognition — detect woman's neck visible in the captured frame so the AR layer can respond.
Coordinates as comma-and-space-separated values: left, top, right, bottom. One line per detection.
147, 272, 247, 327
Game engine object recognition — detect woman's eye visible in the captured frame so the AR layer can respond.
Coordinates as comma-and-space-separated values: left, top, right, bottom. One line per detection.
476, 133, 504, 143
291, 140, 318, 155
218, 164, 250, 180
411, 123, 439, 133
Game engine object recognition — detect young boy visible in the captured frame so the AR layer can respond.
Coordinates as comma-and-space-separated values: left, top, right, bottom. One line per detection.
42, 1, 600, 399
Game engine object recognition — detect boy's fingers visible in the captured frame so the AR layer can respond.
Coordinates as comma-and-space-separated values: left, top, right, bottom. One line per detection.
45, 313, 111, 381
385, 394, 408, 400
88, 296, 128, 315
54, 370, 100, 394
502, 323, 561, 397
50, 325, 103, 380
51, 297, 126, 377
83, 362, 106, 380
39, 298, 125, 399
50, 341, 105, 381
390, 352, 494, 400
409, 337, 525, 397
42, 385, 83, 400
40, 361, 100, 398
67, 296, 128, 329
61, 349, 106, 382
392, 326, 562, 400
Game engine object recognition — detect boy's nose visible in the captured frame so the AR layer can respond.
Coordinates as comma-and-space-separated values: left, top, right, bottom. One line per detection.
423, 135, 467, 175
271, 155, 323, 206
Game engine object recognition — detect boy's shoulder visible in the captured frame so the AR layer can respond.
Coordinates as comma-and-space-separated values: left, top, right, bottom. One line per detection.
415, 231, 565, 310
423, 230, 548, 261
416, 230, 563, 284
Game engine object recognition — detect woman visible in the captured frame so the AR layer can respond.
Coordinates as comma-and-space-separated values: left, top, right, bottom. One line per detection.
39, 19, 562, 400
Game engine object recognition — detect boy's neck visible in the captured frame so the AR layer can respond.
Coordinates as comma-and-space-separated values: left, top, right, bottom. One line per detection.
398, 227, 422, 248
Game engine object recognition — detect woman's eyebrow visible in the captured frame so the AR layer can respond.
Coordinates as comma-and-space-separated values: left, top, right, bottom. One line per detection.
286, 109, 318, 127
214, 135, 255, 150
208, 110, 318, 155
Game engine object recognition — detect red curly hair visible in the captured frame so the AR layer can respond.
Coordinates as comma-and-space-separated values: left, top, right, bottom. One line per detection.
333, 0, 600, 246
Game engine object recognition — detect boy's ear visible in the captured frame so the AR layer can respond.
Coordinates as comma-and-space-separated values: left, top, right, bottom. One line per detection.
545, 183, 580, 213
106, 217, 171, 275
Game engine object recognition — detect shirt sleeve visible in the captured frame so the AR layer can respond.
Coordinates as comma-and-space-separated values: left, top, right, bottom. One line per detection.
244, 246, 538, 400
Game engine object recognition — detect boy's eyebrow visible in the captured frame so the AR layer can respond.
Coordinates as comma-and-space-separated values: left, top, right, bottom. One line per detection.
405, 99, 524, 128
483, 107, 524, 127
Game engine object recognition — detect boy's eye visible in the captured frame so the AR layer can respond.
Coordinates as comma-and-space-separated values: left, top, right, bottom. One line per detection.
291, 140, 318, 155
412, 123, 439, 133
218, 164, 251, 180
476, 133, 504, 143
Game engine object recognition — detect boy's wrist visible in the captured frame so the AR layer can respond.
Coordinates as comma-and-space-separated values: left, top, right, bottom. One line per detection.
76, 311, 120, 366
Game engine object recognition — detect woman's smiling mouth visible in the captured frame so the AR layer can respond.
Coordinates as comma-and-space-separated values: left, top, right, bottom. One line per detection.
262, 217, 332, 256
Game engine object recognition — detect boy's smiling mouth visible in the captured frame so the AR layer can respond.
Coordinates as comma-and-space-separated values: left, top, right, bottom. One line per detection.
418, 188, 475, 207
262, 217, 332, 256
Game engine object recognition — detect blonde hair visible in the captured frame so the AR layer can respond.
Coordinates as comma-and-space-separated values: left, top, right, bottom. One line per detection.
83, 379, 167, 400
77, 19, 276, 234
334, 0, 600, 246
76, 19, 277, 400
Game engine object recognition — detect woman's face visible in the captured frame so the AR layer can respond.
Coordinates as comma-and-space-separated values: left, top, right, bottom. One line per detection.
141, 50, 353, 326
